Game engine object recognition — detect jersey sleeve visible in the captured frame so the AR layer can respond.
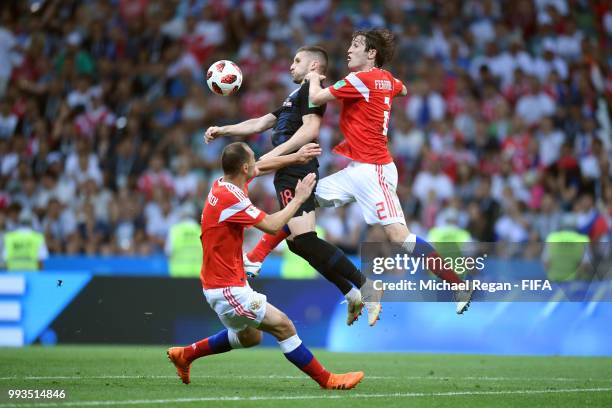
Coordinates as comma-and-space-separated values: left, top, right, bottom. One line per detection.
392, 77, 405, 97
329, 72, 368, 100
226, 202, 266, 226
299, 81, 326, 117
219, 193, 266, 227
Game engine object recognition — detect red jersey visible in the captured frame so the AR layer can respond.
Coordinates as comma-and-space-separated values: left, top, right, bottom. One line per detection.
329, 68, 404, 165
200, 178, 266, 289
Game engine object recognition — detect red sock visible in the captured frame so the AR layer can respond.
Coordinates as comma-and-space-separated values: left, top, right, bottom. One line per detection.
426, 252, 464, 284
302, 357, 331, 386
182, 338, 212, 362
247, 229, 289, 263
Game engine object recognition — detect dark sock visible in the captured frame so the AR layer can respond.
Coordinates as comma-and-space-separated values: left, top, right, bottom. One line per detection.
412, 236, 464, 284
288, 233, 351, 294
289, 232, 366, 294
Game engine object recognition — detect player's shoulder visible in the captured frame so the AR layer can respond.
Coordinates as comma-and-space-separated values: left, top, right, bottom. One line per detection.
214, 178, 250, 205
296, 81, 310, 98
343, 69, 384, 88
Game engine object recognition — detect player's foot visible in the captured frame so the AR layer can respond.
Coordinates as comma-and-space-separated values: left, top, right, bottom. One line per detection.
346, 299, 363, 326
361, 279, 383, 326
455, 285, 474, 315
364, 301, 382, 326
322, 371, 365, 390
243, 253, 262, 278
167, 347, 191, 384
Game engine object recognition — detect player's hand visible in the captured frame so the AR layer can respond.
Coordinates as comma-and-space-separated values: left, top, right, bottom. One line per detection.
305, 72, 326, 82
294, 173, 316, 203
204, 126, 222, 144
295, 143, 321, 164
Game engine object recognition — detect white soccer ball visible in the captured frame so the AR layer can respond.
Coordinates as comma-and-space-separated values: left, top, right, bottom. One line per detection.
206, 60, 243, 96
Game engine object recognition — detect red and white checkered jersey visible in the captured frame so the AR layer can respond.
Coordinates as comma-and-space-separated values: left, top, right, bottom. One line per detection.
329, 68, 404, 165
200, 178, 266, 289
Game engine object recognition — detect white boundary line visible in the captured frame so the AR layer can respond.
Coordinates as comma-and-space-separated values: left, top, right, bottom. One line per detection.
0, 374, 610, 382
0, 387, 611, 407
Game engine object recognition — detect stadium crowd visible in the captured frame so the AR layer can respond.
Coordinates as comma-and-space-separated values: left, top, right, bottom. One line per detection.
0, 0, 610, 258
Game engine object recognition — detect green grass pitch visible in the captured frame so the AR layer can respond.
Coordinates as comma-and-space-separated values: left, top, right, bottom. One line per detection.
0, 346, 611, 407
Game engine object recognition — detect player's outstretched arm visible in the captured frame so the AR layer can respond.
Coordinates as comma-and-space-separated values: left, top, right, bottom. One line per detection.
256, 143, 321, 175
204, 113, 277, 144
255, 173, 316, 233
305, 72, 336, 106
260, 114, 322, 160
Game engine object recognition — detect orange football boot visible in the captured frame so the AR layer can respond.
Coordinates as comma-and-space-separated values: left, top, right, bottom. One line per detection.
322, 371, 364, 390
167, 347, 191, 385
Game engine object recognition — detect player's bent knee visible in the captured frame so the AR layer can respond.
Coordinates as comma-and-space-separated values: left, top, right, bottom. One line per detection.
237, 328, 262, 348
384, 223, 409, 243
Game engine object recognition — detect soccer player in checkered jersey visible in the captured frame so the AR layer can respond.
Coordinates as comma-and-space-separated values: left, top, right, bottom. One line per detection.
167, 142, 364, 390
205, 46, 376, 327
265, 29, 473, 315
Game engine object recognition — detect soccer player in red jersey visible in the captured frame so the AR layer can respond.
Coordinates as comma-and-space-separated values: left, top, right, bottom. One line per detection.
258, 29, 474, 317
167, 142, 363, 390
205, 46, 372, 327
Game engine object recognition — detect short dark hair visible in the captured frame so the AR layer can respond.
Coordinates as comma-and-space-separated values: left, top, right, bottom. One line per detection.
297, 45, 328, 73
352, 28, 395, 67
221, 142, 251, 175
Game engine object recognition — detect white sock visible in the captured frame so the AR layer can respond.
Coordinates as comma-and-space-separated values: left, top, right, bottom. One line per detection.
228, 330, 243, 349
278, 334, 301, 353
344, 287, 361, 304
402, 233, 417, 253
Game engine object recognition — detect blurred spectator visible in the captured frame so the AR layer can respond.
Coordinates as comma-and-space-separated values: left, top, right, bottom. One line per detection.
0, 99, 17, 139
495, 200, 530, 243
391, 116, 425, 162
406, 80, 446, 128
41, 198, 77, 254
515, 76, 556, 125
137, 154, 174, 199
3, 212, 48, 271
536, 116, 566, 167
165, 207, 202, 277
412, 158, 454, 205
145, 190, 179, 250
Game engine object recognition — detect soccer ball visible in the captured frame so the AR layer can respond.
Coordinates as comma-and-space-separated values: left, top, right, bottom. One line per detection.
206, 60, 243, 96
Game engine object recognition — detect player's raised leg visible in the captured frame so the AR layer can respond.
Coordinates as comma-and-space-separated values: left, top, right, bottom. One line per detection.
383, 222, 473, 314
352, 162, 471, 314
167, 326, 260, 384
284, 211, 366, 325
244, 225, 291, 276
259, 302, 364, 389
315, 165, 385, 326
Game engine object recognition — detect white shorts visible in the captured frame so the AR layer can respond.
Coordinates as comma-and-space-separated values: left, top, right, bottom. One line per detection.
316, 161, 406, 226
203, 284, 267, 332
